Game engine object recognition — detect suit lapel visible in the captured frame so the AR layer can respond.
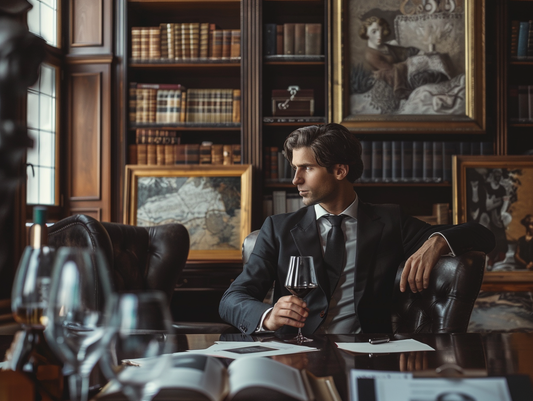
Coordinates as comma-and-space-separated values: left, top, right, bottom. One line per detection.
355, 203, 384, 306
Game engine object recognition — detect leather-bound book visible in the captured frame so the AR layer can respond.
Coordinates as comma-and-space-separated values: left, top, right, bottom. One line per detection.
230, 29, 241, 59
232, 89, 241, 123
264, 24, 277, 56
180, 90, 187, 122
223, 145, 232, 165
160, 23, 169, 59
208, 23, 217, 59
305, 23, 322, 55
156, 143, 165, 166
232, 144, 241, 164
149, 27, 161, 60
283, 23, 295, 55
174, 23, 182, 60
166, 23, 174, 59
137, 143, 147, 165
129, 82, 137, 122
189, 22, 200, 59
200, 23, 209, 58
294, 23, 305, 55
129, 144, 138, 165
222, 29, 232, 60
140, 27, 150, 59
131, 27, 142, 59
181, 23, 190, 59
212, 29, 223, 59
276, 25, 284, 54
185, 144, 200, 164
199, 143, 212, 164
211, 144, 223, 164
174, 144, 186, 164
165, 143, 174, 165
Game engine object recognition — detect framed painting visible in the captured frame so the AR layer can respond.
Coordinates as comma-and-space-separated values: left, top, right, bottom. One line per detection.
332, 0, 485, 134
453, 156, 533, 284
124, 164, 252, 262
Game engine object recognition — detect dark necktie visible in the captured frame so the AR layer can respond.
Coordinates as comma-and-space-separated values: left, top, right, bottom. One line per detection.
323, 215, 346, 295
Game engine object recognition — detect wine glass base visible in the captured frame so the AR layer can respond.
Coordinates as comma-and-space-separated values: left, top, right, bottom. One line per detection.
285, 333, 314, 344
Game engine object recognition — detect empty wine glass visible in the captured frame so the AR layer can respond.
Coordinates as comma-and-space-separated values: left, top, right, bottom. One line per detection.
10, 246, 56, 371
284, 256, 318, 344
100, 291, 175, 401
45, 247, 115, 401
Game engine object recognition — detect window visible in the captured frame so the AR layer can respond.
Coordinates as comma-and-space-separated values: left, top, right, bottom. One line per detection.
26, 0, 61, 207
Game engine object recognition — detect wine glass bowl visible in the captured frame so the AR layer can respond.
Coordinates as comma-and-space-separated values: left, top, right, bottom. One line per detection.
100, 291, 175, 401
284, 256, 318, 344
45, 247, 115, 401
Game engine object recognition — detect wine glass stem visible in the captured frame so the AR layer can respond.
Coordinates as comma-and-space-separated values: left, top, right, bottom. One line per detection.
69, 373, 89, 401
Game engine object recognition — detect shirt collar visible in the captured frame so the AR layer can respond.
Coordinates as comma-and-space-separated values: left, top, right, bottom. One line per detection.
314, 194, 358, 221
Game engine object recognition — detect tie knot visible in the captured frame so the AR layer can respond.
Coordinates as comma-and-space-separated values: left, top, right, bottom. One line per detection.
325, 215, 345, 227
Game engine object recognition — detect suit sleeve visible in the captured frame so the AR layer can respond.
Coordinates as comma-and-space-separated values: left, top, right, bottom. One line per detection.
219, 217, 278, 335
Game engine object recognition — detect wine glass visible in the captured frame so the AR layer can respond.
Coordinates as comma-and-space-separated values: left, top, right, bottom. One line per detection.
45, 247, 115, 401
100, 291, 175, 401
284, 256, 318, 344
10, 246, 56, 371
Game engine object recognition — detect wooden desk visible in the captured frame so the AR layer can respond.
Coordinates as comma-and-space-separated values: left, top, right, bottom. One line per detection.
2, 332, 533, 400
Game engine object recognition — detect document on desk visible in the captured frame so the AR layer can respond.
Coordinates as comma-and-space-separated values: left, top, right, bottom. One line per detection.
349, 370, 513, 401
184, 341, 319, 359
336, 339, 434, 354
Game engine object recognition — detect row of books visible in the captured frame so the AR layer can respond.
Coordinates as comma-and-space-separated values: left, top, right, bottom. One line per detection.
130, 140, 241, 166
264, 23, 322, 56
264, 141, 494, 184
129, 83, 241, 124
510, 20, 533, 59
131, 24, 240, 61
509, 85, 533, 122
263, 191, 305, 218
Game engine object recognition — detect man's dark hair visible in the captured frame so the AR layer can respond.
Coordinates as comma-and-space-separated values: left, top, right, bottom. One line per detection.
283, 123, 364, 183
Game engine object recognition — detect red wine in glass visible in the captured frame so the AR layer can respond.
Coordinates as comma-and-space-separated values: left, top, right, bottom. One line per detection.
284, 256, 317, 344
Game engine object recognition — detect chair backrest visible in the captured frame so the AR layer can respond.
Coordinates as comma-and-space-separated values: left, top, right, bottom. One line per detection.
48, 214, 189, 304
241, 230, 485, 334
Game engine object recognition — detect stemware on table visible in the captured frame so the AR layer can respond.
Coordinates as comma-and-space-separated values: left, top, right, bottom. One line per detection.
45, 247, 115, 401
100, 291, 175, 401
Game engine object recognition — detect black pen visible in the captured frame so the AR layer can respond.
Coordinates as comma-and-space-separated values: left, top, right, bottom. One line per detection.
369, 337, 390, 344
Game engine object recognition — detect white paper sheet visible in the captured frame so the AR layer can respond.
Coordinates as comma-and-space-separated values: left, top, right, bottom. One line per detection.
336, 339, 435, 354
183, 340, 319, 359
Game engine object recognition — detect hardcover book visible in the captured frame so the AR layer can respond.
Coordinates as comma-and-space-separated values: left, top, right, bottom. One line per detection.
283, 23, 296, 55
222, 29, 232, 60
189, 22, 200, 59
294, 23, 305, 55
200, 23, 209, 58
230, 30, 241, 59
305, 23, 322, 55
131, 27, 142, 59
264, 24, 277, 56
276, 24, 284, 55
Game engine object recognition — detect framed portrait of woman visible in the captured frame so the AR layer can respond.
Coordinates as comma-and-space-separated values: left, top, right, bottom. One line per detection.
332, 0, 486, 134
453, 155, 533, 286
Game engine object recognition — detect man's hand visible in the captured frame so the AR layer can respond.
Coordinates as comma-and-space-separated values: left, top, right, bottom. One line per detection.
263, 295, 309, 331
400, 235, 450, 293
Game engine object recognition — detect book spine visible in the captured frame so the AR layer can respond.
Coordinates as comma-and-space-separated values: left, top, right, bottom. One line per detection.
199, 143, 212, 164
264, 24, 277, 56
190, 22, 200, 59
422, 141, 433, 182
174, 23, 182, 60
442, 141, 454, 183
517, 21, 530, 58
432, 141, 443, 183
129, 82, 137, 122
360, 140, 371, 182
459, 141, 471, 155
305, 23, 322, 55
401, 141, 413, 182
213, 30, 223, 59
174, 143, 186, 165
391, 141, 401, 182
211, 144, 223, 165
528, 20, 533, 57
412, 141, 423, 182
232, 144, 241, 164
180, 91, 187, 123
283, 23, 295, 55
140, 27, 150, 59
294, 23, 305, 55
223, 144, 232, 165
208, 23, 216, 59
232, 89, 241, 123
510, 20, 519, 58
222, 29, 232, 60
129, 144, 138, 165
131, 27, 142, 59
160, 23, 168, 59
276, 24, 284, 55
149, 26, 161, 60
199, 22, 209, 58
181, 23, 190, 59
166, 23, 175, 60
165, 143, 174, 165
156, 142, 165, 166
230, 29, 241, 59
480, 142, 493, 155
371, 141, 382, 182
382, 141, 392, 183
185, 144, 200, 164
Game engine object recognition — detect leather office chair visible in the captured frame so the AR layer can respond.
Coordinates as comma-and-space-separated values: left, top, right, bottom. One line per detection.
48, 214, 237, 334
241, 230, 486, 334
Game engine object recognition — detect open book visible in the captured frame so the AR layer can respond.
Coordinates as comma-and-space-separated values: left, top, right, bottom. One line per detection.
98, 353, 340, 401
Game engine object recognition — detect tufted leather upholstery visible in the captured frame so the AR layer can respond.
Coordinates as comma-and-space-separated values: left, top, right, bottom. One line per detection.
242, 230, 485, 334
48, 214, 189, 306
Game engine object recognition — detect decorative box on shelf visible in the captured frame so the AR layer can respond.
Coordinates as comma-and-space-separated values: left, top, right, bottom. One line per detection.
271, 86, 314, 116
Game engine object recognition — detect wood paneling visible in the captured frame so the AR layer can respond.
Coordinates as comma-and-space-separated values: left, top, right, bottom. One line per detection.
69, 0, 113, 55
70, 72, 100, 200
65, 64, 111, 221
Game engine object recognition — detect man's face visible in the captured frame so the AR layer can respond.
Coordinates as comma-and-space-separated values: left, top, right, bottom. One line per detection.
291, 147, 339, 207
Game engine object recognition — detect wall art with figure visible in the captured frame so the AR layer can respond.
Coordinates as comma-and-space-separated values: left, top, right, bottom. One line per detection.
454, 156, 533, 283
332, 0, 485, 133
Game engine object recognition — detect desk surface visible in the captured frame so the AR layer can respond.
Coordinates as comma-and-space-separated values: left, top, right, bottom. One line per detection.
2, 332, 533, 400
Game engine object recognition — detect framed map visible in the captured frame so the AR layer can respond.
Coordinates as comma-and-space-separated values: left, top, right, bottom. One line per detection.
124, 165, 252, 262
453, 156, 533, 285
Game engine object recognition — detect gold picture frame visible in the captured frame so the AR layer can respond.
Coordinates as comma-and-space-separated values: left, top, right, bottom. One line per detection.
453, 156, 533, 284
124, 164, 252, 262
332, 0, 485, 134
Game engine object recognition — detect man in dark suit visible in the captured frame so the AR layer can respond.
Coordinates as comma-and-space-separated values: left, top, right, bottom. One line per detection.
219, 124, 495, 335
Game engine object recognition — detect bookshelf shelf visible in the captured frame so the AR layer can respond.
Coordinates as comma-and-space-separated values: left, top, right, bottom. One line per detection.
265, 182, 453, 189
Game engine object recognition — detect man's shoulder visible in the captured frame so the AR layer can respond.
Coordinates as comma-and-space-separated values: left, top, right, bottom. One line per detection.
359, 201, 401, 217
268, 206, 311, 224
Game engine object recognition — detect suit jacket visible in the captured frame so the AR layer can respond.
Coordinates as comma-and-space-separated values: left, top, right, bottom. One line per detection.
219, 201, 495, 335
